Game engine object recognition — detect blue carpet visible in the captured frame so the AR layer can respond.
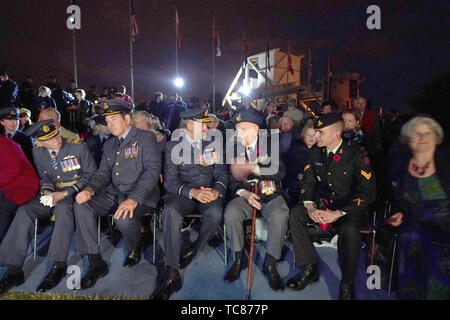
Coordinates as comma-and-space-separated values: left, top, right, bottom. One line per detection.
0, 223, 396, 300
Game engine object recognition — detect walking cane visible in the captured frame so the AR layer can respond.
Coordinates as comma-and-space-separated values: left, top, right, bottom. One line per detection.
246, 180, 259, 300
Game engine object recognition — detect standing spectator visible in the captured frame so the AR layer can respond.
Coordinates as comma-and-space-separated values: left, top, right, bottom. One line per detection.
285, 119, 317, 206
381, 108, 404, 152
44, 75, 61, 94
283, 98, 304, 125
19, 76, 37, 109
320, 101, 338, 115
385, 115, 449, 300
19, 108, 33, 132
65, 89, 90, 134
165, 95, 187, 133
0, 107, 34, 163
0, 70, 19, 109
0, 125, 39, 244
266, 114, 281, 131
65, 79, 77, 95
34, 86, 57, 116
116, 85, 134, 107
148, 92, 166, 120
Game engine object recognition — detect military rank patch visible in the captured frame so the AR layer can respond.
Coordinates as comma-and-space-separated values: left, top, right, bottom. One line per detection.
200, 148, 217, 166
353, 197, 363, 206
259, 180, 276, 196
304, 164, 311, 171
61, 156, 80, 172
125, 145, 139, 159
360, 170, 372, 180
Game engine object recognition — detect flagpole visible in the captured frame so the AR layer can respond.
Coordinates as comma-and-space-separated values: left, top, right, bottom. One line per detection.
129, 0, 135, 100
212, 18, 216, 114
265, 36, 268, 100
175, 6, 179, 97
72, 29, 78, 88
286, 44, 289, 102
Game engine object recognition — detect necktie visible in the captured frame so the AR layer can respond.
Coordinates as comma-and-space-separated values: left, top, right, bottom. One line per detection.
7, 133, 12, 138
119, 137, 124, 145
51, 151, 57, 167
327, 151, 334, 165
101, 137, 107, 145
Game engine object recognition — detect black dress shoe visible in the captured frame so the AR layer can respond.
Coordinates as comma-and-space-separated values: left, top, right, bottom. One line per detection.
179, 245, 197, 269
0, 271, 25, 294
286, 263, 319, 291
124, 249, 142, 268
224, 257, 247, 283
263, 264, 285, 292
149, 275, 182, 300
339, 282, 355, 300
37, 265, 67, 292
79, 264, 108, 290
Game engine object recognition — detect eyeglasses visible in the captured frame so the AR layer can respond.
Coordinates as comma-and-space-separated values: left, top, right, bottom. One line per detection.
410, 131, 435, 140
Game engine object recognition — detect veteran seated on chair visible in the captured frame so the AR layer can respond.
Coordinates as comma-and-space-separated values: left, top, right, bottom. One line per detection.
223, 107, 289, 292
150, 108, 228, 300
286, 113, 377, 300
0, 119, 97, 294
74, 100, 161, 290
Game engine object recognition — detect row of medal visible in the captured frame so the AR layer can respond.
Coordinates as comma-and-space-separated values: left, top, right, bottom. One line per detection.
259, 180, 277, 196
200, 149, 217, 166
61, 157, 81, 172
125, 146, 139, 159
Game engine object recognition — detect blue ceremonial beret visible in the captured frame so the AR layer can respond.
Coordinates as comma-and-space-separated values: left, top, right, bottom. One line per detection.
0, 107, 19, 120
315, 112, 343, 129
233, 107, 263, 127
24, 119, 59, 141
179, 108, 211, 122
100, 99, 133, 117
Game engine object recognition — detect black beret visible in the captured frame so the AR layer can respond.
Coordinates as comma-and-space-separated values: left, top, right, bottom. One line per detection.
100, 99, 133, 117
314, 112, 343, 129
24, 119, 59, 141
233, 107, 263, 127
0, 107, 20, 120
180, 108, 210, 122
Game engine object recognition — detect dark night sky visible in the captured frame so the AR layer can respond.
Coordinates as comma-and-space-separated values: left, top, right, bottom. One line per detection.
0, 0, 449, 110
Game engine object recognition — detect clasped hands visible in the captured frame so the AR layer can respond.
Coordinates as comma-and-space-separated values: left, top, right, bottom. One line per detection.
306, 204, 342, 224
190, 187, 220, 204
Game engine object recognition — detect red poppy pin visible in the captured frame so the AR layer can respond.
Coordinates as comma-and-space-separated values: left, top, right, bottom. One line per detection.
256, 149, 261, 155
333, 155, 341, 162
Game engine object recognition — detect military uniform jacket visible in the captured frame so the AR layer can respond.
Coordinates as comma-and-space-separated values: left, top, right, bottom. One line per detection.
300, 140, 377, 212
228, 136, 286, 203
163, 135, 228, 199
34, 138, 97, 197
86, 126, 161, 207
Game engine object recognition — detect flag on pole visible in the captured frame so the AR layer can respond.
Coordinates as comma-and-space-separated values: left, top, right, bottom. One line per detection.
130, 0, 139, 42
213, 21, 221, 57
266, 39, 271, 72
287, 46, 294, 76
176, 9, 184, 51
243, 34, 249, 66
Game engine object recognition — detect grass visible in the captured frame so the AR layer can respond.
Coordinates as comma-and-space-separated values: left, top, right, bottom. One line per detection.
0, 291, 145, 300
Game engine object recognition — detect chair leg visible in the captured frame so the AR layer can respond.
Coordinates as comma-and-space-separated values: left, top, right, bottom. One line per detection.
33, 218, 38, 261
223, 223, 227, 267
97, 216, 101, 247
388, 234, 398, 295
152, 214, 156, 264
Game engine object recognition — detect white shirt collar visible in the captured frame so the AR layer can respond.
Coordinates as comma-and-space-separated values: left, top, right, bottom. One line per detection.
118, 126, 132, 140
326, 139, 343, 156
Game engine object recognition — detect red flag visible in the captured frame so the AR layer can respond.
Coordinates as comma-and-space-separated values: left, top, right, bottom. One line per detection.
176, 9, 183, 51
266, 39, 271, 72
130, 0, 139, 42
287, 46, 294, 76
213, 21, 221, 56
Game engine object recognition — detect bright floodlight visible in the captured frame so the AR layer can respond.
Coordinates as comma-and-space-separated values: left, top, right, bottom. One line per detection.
173, 77, 184, 88
239, 83, 251, 96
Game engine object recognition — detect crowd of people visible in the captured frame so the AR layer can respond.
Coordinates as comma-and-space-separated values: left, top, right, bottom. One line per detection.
0, 69, 448, 300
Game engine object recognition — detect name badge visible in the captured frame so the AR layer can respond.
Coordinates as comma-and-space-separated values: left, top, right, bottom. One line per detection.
61, 156, 80, 172
259, 180, 276, 196
200, 148, 217, 166
125, 145, 139, 159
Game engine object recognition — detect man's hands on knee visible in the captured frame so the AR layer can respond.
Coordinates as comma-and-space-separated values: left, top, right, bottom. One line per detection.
75, 189, 93, 204
240, 190, 262, 210
190, 187, 219, 204
114, 198, 138, 219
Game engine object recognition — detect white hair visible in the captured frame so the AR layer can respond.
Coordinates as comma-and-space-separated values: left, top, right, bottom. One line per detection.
132, 110, 151, 126
400, 115, 444, 145
38, 86, 51, 97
